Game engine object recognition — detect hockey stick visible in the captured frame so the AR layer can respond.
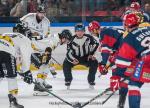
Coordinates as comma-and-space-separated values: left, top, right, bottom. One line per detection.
17, 72, 76, 107
80, 78, 127, 108
101, 91, 115, 105
51, 56, 62, 67
33, 81, 78, 108
100, 78, 127, 105
80, 87, 111, 108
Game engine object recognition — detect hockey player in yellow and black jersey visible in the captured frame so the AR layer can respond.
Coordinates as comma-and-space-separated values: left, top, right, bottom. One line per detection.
0, 35, 24, 108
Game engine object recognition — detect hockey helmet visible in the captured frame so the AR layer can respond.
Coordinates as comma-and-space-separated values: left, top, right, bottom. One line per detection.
13, 22, 32, 38
13, 23, 26, 33
37, 6, 45, 13
130, 2, 141, 11
88, 21, 100, 32
123, 13, 140, 28
58, 29, 72, 40
75, 23, 85, 31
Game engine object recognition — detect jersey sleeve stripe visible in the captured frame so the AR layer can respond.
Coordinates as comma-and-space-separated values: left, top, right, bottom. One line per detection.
115, 59, 131, 67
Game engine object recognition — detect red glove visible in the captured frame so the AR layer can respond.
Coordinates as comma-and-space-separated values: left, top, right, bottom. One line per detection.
98, 64, 108, 75
110, 76, 121, 92
108, 52, 118, 63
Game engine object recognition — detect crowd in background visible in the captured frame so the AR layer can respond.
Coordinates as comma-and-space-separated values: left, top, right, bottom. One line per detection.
0, 0, 150, 20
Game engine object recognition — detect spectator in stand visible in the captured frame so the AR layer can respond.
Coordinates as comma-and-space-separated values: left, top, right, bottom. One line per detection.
7, 0, 16, 14
10, 0, 23, 17
96, 0, 107, 10
107, 0, 119, 11
58, 0, 73, 16
0, 0, 10, 16
0, 0, 5, 16
68, 0, 76, 16
27, 0, 38, 13
143, 2, 150, 22
45, 0, 58, 17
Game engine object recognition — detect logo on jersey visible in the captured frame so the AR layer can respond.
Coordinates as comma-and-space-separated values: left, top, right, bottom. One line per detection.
133, 61, 144, 79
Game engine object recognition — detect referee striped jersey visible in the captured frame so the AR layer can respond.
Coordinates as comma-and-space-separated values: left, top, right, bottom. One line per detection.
66, 34, 99, 63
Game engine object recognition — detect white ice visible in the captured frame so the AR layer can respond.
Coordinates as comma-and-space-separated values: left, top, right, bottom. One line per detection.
0, 70, 150, 108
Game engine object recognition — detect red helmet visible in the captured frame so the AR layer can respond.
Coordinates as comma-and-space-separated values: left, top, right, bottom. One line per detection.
123, 13, 139, 28
130, 2, 140, 11
88, 21, 100, 32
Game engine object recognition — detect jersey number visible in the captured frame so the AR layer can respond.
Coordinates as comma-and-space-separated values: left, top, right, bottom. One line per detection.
141, 37, 150, 56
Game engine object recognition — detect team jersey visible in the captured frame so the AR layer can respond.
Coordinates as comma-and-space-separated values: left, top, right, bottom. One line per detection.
2, 33, 32, 72
143, 12, 150, 22
99, 27, 124, 64
123, 22, 150, 38
20, 13, 50, 40
114, 26, 150, 77
123, 10, 150, 23
31, 34, 60, 53
0, 35, 15, 57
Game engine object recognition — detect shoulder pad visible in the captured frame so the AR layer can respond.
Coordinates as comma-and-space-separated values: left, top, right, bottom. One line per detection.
20, 13, 35, 21
44, 17, 50, 24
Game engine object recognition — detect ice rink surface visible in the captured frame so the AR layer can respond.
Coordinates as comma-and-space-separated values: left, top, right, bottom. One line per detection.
0, 70, 150, 108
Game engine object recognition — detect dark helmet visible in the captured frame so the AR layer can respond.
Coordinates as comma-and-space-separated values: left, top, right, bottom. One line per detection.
58, 29, 72, 40
37, 6, 45, 13
75, 23, 85, 31
13, 23, 26, 33
13, 22, 32, 38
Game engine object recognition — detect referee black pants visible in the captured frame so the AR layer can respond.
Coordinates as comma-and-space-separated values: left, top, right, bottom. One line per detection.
63, 57, 98, 84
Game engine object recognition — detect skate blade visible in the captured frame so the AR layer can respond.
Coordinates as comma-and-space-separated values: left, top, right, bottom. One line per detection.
105, 91, 119, 95
9, 104, 24, 108
33, 91, 49, 96
89, 85, 95, 90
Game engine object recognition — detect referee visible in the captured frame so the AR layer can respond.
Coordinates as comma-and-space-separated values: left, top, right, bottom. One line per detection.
63, 23, 99, 89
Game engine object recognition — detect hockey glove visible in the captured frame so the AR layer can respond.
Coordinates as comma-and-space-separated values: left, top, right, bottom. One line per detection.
98, 63, 108, 75
110, 75, 121, 92
20, 70, 33, 84
108, 51, 118, 64
42, 47, 52, 64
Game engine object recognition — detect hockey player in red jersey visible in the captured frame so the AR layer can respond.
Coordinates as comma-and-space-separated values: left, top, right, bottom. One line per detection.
110, 13, 150, 108
123, 2, 150, 24
88, 21, 129, 108
88, 21, 124, 75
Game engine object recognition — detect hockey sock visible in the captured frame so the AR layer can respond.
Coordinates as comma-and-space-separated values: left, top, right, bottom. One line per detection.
7, 78, 18, 96
118, 81, 128, 108
37, 73, 47, 83
128, 86, 141, 108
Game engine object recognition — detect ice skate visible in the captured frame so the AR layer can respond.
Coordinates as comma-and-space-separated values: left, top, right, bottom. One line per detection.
8, 94, 24, 108
89, 82, 95, 90
33, 82, 51, 96
65, 82, 71, 90
117, 95, 126, 108
43, 81, 52, 90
